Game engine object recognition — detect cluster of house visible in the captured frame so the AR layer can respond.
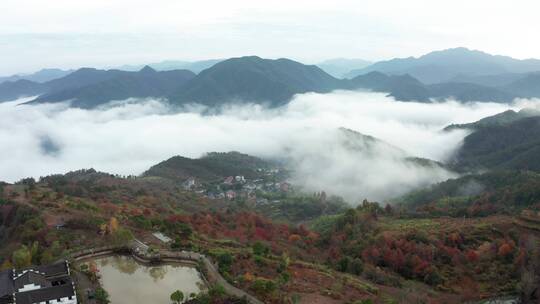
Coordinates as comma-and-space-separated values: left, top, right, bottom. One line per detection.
0, 261, 77, 304
181, 172, 291, 202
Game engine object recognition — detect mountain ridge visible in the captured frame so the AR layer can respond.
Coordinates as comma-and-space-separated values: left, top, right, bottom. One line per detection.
0, 68, 73, 84
346, 47, 540, 84
449, 113, 540, 172
168, 56, 343, 106
3, 52, 540, 108
28, 67, 195, 108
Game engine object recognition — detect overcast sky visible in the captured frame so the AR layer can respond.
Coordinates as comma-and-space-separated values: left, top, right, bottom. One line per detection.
1, 0, 539, 75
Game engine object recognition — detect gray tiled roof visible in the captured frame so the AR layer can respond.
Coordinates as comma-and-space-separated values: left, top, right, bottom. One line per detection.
1, 261, 76, 304
14, 271, 51, 291
0, 270, 13, 298
14, 284, 75, 304
14, 261, 68, 278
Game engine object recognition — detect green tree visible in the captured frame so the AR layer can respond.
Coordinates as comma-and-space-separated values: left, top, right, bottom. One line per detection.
12, 245, 32, 268
95, 287, 110, 304
251, 278, 276, 296
208, 284, 226, 298
252, 241, 269, 256
170, 290, 184, 303
178, 222, 193, 238
337, 256, 350, 272
111, 227, 134, 246
217, 252, 233, 273
350, 258, 364, 275
29, 241, 40, 264
20, 218, 45, 242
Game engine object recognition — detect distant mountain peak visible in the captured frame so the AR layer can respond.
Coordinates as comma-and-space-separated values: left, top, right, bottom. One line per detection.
168, 56, 341, 106
0, 68, 73, 85
71, 67, 99, 75
433, 46, 474, 53
139, 65, 157, 74
419, 47, 493, 60
37, 68, 67, 73
346, 47, 540, 83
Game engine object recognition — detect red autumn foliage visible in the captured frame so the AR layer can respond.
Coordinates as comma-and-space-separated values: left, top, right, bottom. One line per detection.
288, 234, 302, 243
466, 250, 479, 262
498, 243, 514, 257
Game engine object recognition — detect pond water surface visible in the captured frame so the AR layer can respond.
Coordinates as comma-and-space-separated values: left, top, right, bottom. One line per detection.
92, 256, 206, 304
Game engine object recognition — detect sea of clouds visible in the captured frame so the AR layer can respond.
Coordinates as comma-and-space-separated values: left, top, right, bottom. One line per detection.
1, 91, 538, 202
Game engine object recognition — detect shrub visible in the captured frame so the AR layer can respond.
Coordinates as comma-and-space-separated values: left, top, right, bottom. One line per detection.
337, 256, 351, 272
423, 269, 443, 286
170, 290, 184, 303
95, 287, 110, 304
253, 255, 266, 267
252, 241, 270, 256
350, 258, 364, 275
216, 251, 233, 274
208, 284, 226, 298
251, 278, 277, 296
363, 267, 402, 287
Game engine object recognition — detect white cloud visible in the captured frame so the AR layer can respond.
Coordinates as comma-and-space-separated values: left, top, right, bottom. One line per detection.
0, 92, 536, 202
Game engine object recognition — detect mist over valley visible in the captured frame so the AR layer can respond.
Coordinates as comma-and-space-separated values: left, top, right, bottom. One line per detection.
3, 2, 540, 302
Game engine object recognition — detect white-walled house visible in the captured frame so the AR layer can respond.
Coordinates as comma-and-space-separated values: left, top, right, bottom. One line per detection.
0, 261, 77, 304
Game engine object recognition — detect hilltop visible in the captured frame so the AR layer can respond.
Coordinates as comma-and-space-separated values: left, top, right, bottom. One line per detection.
168, 56, 343, 107
27, 66, 196, 108
450, 115, 540, 172
143, 151, 274, 183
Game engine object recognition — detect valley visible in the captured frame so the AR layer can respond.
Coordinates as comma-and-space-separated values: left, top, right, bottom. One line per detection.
3, 107, 540, 302
2, 32, 540, 303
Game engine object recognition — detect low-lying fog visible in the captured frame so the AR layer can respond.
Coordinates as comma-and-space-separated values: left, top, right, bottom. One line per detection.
1, 92, 538, 202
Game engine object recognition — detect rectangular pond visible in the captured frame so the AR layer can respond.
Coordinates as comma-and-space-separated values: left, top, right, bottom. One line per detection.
91, 255, 206, 304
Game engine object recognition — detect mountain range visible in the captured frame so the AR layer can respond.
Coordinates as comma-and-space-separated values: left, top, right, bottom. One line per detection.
0, 60, 220, 86
0, 68, 73, 84
346, 47, 540, 84
28, 66, 196, 108
0, 66, 196, 108
2, 48, 540, 108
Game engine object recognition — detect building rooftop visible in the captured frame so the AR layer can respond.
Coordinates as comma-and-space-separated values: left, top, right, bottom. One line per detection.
14, 261, 69, 278
14, 272, 51, 291
0, 261, 76, 304
0, 270, 14, 301
14, 284, 75, 304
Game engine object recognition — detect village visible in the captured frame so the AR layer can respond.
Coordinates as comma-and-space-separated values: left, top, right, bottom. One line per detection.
181, 168, 292, 205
